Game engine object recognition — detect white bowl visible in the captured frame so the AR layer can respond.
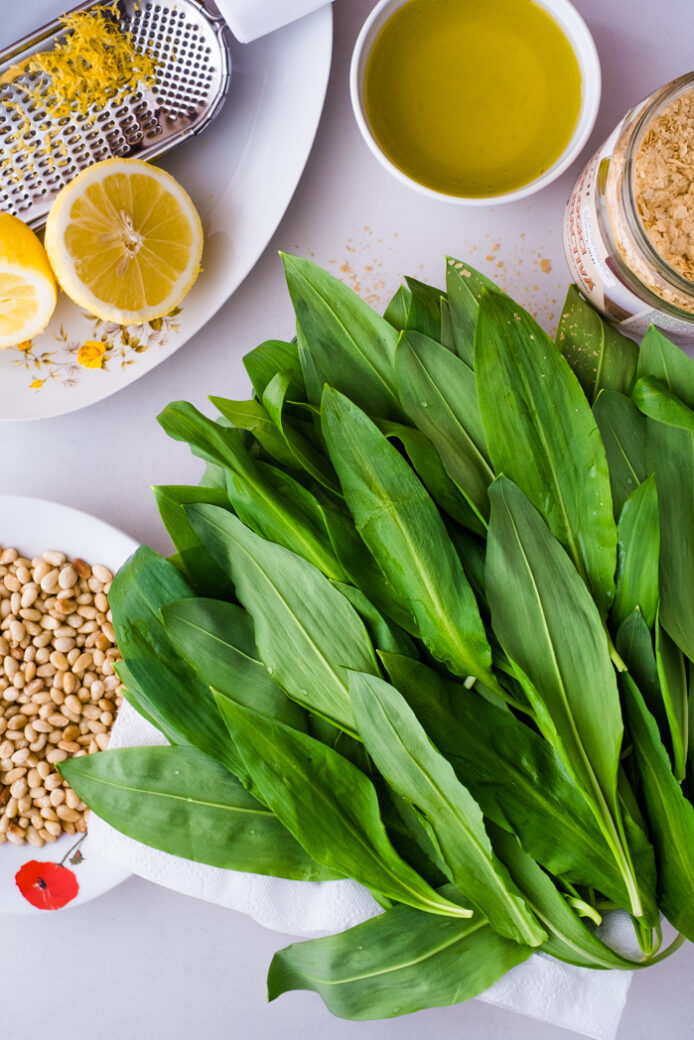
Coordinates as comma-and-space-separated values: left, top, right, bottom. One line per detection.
350, 0, 602, 206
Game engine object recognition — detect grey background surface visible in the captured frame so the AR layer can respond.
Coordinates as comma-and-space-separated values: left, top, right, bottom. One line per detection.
2, 0, 694, 1037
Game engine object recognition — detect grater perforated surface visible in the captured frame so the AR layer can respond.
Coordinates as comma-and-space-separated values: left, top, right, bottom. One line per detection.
0, 0, 231, 229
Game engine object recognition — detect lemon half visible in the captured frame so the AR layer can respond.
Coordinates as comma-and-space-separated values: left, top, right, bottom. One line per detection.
0, 214, 57, 349
45, 158, 203, 325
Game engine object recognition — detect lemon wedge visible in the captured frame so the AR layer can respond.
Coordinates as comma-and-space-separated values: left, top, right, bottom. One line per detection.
45, 158, 203, 325
0, 214, 57, 349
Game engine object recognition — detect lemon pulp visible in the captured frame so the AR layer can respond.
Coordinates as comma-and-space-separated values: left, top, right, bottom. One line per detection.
45, 158, 203, 325
364, 0, 583, 197
0, 214, 57, 348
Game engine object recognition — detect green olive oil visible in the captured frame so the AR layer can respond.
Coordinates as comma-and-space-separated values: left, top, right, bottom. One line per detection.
364, 0, 583, 197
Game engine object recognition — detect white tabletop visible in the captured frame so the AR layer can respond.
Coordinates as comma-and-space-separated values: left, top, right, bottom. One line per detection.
3, 1, 694, 1037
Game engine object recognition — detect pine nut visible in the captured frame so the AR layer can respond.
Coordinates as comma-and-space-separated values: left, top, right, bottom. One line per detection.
1, 545, 122, 843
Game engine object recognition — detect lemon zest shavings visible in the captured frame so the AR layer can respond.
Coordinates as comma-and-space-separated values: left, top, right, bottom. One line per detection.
3, 4, 158, 120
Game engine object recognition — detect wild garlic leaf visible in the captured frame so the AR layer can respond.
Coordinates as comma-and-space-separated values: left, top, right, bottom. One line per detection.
60, 745, 337, 881
476, 291, 617, 616
209, 396, 299, 468
215, 696, 472, 919
321, 387, 494, 685
486, 477, 623, 808
395, 330, 493, 526
445, 257, 498, 365
655, 618, 689, 783
224, 458, 346, 582
556, 285, 637, 401
616, 609, 665, 735
115, 624, 234, 771
109, 544, 193, 669
261, 371, 341, 493
486, 478, 644, 918
267, 886, 531, 1020
633, 375, 694, 432
243, 338, 305, 402
637, 325, 694, 407
330, 582, 417, 658
349, 671, 546, 946
161, 597, 308, 733
491, 827, 640, 970
645, 418, 694, 663
379, 652, 636, 911
187, 503, 378, 734
611, 476, 659, 630
622, 676, 694, 941
152, 484, 235, 598
378, 419, 485, 534
281, 252, 404, 420
593, 390, 647, 518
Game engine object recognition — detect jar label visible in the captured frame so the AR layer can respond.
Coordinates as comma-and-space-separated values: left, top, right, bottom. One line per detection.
563, 131, 694, 342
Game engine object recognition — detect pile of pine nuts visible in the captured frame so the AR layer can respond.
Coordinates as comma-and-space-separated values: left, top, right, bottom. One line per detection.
0, 546, 122, 848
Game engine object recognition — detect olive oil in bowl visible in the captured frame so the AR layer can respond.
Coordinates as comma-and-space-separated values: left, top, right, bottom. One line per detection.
359, 0, 587, 200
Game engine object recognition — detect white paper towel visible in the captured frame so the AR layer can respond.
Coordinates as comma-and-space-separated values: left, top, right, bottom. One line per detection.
88, 702, 633, 1039
214, 0, 334, 43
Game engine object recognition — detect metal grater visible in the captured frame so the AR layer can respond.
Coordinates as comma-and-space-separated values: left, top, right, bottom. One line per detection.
0, 0, 232, 229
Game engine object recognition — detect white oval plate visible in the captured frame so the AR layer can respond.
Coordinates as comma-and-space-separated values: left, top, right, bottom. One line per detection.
0, 495, 139, 914
0, 4, 333, 421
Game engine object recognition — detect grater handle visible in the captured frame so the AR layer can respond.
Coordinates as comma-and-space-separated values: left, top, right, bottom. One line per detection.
211, 0, 333, 43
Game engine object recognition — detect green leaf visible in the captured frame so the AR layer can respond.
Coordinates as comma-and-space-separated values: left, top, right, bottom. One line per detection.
159, 402, 346, 582
281, 253, 403, 420
645, 419, 694, 663
152, 485, 236, 598
109, 545, 192, 670
331, 582, 417, 658
243, 338, 305, 402
321, 387, 494, 685
384, 279, 446, 341
349, 672, 546, 946
611, 476, 659, 629
158, 399, 292, 474
161, 598, 307, 732
260, 372, 341, 493
115, 625, 234, 770
187, 504, 378, 734
476, 290, 617, 615
637, 325, 694, 407
224, 458, 346, 582
593, 390, 647, 518
487, 478, 622, 803
379, 419, 485, 534
395, 330, 493, 526
379, 652, 637, 911
215, 696, 472, 918
445, 257, 497, 365
60, 745, 337, 880
383, 284, 411, 331
403, 276, 445, 340
491, 827, 639, 970
655, 618, 689, 782
267, 887, 531, 1020
633, 375, 694, 432
622, 675, 694, 941
209, 396, 299, 468
616, 610, 666, 735
556, 285, 637, 401
486, 477, 643, 918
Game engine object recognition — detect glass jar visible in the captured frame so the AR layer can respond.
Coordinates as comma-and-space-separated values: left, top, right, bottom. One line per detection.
563, 72, 694, 343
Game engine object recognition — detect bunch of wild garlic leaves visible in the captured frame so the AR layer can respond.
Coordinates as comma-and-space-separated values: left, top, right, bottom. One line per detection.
62, 256, 694, 1020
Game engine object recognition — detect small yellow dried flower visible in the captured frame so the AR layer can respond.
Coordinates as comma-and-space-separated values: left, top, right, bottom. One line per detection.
77, 341, 107, 369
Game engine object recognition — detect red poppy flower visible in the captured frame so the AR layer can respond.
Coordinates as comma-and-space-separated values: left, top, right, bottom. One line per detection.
15, 860, 79, 911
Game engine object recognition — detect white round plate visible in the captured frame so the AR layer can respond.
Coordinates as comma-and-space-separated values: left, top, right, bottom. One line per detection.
0, 4, 333, 421
0, 496, 139, 914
